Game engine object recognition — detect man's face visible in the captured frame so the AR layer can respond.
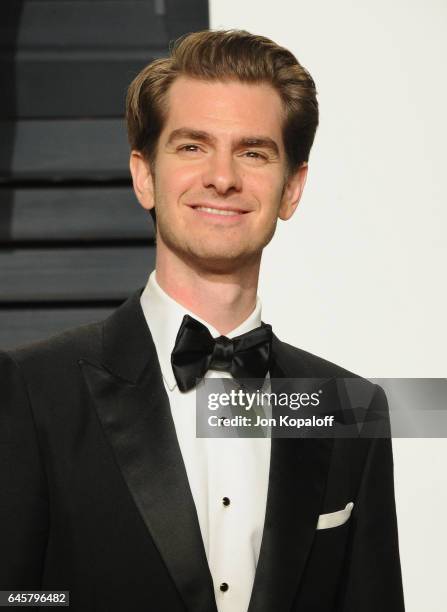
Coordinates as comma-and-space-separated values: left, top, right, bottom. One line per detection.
132, 76, 307, 273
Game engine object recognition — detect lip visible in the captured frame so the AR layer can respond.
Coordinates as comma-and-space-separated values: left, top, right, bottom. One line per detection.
187, 203, 250, 218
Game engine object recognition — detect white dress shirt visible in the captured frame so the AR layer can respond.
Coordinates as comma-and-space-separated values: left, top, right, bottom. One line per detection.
140, 271, 271, 612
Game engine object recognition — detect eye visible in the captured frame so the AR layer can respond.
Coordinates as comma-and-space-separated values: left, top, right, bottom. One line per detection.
243, 150, 268, 161
178, 144, 201, 153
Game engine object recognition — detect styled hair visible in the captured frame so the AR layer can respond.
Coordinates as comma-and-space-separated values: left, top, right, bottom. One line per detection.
126, 29, 319, 174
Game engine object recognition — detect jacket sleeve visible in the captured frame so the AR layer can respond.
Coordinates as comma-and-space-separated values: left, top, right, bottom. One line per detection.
337, 385, 405, 611
0, 351, 49, 588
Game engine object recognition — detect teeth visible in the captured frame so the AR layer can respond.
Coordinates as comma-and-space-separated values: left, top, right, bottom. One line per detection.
195, 206, 242, 216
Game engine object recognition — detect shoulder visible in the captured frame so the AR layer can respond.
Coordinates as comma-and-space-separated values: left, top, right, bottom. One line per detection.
272, 337, 391, 436
0, 319, 103, 379
272, 335, 359, 379
0, 288, 144, 388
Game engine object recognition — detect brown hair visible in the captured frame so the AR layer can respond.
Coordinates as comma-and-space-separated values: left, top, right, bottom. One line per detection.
126, 29, 319, 174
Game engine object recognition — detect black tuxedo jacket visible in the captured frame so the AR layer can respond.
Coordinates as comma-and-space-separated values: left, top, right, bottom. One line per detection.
0, 290, 405, 611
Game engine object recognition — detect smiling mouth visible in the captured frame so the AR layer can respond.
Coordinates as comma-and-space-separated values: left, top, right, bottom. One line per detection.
191, 205, 247, 216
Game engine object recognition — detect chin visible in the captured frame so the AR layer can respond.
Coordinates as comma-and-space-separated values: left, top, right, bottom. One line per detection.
158, 228, 264, 273
186, 246, 259, 274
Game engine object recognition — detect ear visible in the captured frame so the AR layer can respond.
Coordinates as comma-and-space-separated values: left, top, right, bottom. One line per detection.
129, 151, 155, 211
278, 163, 308, 221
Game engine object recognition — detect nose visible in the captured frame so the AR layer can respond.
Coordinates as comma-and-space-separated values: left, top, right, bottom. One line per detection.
202, 151, 242, 195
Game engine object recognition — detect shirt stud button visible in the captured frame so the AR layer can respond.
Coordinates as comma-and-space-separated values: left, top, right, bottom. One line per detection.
222, 497, 230, 506
220, 582, 229, 592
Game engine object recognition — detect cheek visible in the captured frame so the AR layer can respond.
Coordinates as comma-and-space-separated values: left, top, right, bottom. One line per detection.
246, 164, 284, 191
159, 162, 202, 197
249, 178, 283, 218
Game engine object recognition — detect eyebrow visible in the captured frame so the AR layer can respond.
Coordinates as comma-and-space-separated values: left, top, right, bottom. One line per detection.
166, 128, 280, 155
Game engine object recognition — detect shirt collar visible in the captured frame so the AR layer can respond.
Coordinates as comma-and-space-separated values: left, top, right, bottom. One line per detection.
140, 270, 263, 391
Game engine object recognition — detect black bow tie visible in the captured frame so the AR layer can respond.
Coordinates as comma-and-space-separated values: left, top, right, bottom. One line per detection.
171, 314, 273, 392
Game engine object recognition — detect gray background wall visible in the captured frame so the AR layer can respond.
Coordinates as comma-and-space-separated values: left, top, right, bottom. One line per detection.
0, 0, 208, 348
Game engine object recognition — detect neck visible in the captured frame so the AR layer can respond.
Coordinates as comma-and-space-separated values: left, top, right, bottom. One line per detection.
155, 250, 261, 336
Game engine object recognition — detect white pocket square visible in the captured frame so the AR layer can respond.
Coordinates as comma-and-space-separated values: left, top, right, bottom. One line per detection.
316, 502, 354, 530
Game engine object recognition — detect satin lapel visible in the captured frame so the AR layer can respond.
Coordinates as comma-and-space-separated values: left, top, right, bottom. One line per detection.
80, 291, 217, 612
248, 336, 334, 612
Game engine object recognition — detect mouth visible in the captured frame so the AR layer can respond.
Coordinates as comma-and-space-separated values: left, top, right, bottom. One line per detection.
188, 204, 249, 218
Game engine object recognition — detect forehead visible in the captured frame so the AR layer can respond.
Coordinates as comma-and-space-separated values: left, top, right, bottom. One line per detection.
162, 76, 284, 143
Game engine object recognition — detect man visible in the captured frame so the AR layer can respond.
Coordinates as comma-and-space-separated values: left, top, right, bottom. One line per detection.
0, 30, 404, 611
